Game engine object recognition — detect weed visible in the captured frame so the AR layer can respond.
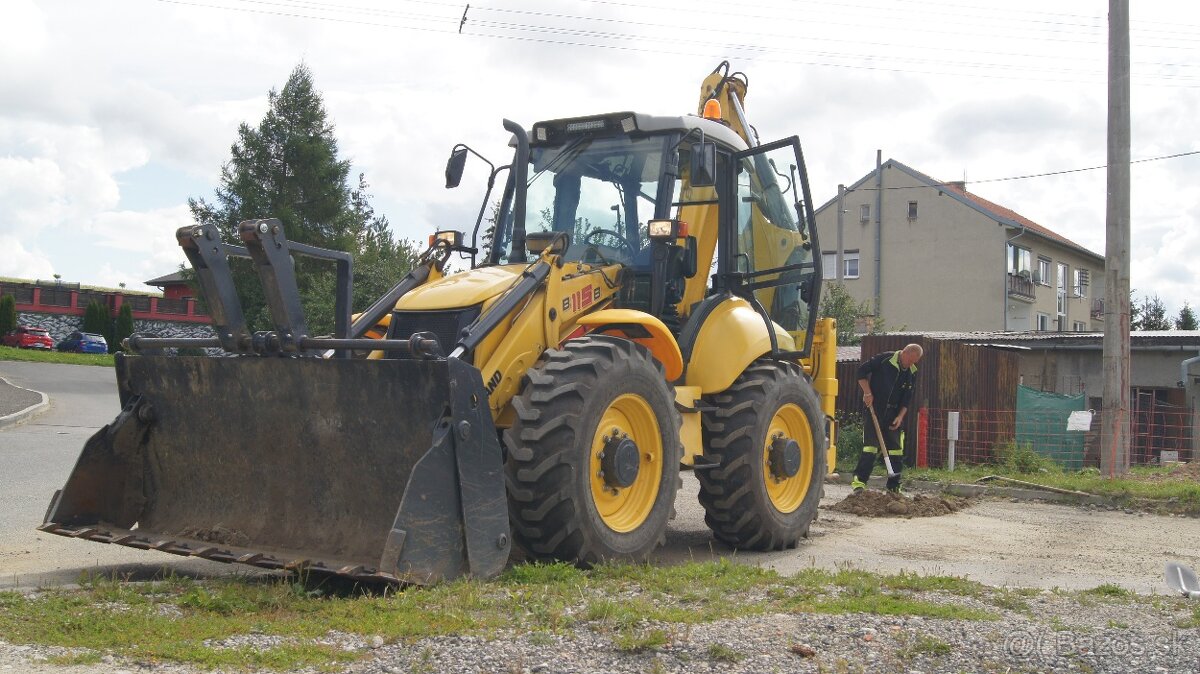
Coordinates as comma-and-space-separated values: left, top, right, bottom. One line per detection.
898, 635, 953, 659
46, 652, 103, 666
1082, 583, 1133, 599
706, 642, 745, 663
613, 627, 668, 652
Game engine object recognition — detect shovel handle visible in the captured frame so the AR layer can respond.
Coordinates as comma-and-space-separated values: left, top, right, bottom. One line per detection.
866, 405, 898, 478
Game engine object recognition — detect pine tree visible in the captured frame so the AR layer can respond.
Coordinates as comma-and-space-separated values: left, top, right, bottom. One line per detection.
1176, 302, 1198, 331
82, 301, 113, 348
189, 63, 417, 335
1131, 293, 1171, 331
0, 295, 16, 336
114, 303, 135, 352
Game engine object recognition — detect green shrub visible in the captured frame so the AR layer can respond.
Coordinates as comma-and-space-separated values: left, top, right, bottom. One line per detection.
0, 295, 16, 335
991, 439, 1059, 474
114, 303, 134, 353
836, 415, 864, 472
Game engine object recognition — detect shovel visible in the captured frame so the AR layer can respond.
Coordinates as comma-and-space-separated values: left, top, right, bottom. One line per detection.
1165, 562, 1200, 599
865, 405, 899, 479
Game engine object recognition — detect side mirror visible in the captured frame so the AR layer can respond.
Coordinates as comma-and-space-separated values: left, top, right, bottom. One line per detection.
690, 141, 716, 187
445, 147, 468, 188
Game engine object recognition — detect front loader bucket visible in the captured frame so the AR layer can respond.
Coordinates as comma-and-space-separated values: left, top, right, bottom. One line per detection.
40, 354, 510, 585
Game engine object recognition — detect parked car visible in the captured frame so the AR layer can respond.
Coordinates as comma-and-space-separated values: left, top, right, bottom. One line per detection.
56, 331, 109, 354
2, 326, 55, 350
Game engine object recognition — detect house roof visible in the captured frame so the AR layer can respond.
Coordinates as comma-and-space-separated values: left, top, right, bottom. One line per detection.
815, 159, 1104, 263
145, 270, 189, 286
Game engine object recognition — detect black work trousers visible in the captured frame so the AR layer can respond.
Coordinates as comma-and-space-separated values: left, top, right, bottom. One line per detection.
854, 410, 903, 490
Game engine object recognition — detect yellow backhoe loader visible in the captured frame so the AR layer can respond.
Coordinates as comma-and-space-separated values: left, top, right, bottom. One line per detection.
40, 62, 839, 584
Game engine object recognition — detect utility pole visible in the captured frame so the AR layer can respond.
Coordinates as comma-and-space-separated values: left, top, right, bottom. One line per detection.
873, 151, 883, 323
1102, 0, 1131, 477
835, 184, 845, 282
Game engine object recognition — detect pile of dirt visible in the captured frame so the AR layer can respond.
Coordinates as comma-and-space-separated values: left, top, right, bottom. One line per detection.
829, 490, 970, 518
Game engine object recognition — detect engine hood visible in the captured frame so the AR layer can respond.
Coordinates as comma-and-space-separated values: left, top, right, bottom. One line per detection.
394, 264, 523, 311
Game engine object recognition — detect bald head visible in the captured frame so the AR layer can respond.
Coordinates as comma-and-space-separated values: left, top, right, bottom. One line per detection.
899, 343, 923, 369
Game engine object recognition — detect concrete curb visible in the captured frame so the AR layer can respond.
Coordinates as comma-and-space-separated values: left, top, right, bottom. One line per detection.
0, 376, 49, 430
828, 472, 1118, 507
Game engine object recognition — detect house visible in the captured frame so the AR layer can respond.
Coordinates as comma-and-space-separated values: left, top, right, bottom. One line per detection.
144, 270, 193, 300
813, 159, 1105, 333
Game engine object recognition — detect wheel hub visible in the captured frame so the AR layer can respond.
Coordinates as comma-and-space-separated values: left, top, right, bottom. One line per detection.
600, 432, 640, 489
768, 435, 801, 479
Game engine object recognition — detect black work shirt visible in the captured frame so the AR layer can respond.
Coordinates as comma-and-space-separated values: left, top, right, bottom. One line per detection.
856, 350, 918, 420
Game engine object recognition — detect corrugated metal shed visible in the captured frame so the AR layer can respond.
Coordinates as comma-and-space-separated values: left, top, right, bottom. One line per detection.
837, 335, 1021, 467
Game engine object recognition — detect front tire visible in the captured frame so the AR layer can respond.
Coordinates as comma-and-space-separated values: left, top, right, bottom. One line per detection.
504, 336, 683, 564
697, 360, 826, 550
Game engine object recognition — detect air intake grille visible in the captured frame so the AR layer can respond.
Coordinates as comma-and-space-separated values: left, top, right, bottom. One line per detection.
386, 306, 481, 357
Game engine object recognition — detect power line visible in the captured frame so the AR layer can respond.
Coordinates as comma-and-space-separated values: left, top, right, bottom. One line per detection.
857, 150, 1200, 191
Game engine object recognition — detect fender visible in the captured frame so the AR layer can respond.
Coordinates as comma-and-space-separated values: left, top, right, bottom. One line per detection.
684, 296, 795, 394
576, 309, 683, 382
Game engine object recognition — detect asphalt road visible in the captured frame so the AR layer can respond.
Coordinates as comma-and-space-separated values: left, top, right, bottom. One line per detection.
2, 360, 1196, 593
0, 361, 235, 588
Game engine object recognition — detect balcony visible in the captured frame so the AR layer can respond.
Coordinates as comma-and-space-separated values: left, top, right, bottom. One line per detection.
1007, 272, 1036, 302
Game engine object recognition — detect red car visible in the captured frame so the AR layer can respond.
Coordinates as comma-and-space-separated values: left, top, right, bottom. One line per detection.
2, 326, 55, 350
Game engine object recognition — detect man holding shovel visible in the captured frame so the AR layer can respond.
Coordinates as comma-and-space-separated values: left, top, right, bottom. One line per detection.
851, 343, 923, 493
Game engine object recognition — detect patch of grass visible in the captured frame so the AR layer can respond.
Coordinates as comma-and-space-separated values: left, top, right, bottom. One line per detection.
801, 594, 997, 621
1048, 617, 1073, 632
706, 642, 744, 663
0, 561, 1069, 670
1107, 620, 1129, 629
45, 652, 103, 666
898, 635, 953, 659
1173, 605, 1200, 629
1082, 583, 1134, 600
909, 465, 1200, 508
613, 627, 669, 652
881, 570, 983, 597
0, 345, 114, 366
987, 592, 1032, 613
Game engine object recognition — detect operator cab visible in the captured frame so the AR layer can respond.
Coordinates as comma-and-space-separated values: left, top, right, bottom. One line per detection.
457, 110, 822, 357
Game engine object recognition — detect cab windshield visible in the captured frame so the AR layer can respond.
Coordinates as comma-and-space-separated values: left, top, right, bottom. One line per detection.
492, 134, 672, 266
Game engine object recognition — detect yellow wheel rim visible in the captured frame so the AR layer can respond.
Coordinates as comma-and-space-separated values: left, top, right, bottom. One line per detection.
762, 403, 814, 514
590, 393, 663, 533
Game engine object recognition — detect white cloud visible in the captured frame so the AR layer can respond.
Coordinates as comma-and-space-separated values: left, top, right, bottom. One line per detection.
0, 234, 54, 280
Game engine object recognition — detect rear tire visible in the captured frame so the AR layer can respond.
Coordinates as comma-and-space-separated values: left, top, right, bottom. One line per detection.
697, 360, 826, 550
504, 336, 682, 564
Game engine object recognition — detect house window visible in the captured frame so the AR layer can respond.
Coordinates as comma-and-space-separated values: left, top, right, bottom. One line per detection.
1072, 321, 1087, 332
1037, 257, 1051, 286
907, 201, 918, 220
1073, 268, 1089, 298
1007, 244, 1032, 274
1036, 313, 1050, 331
821, 251, 860, 280
844, 251, 860, 279
860, 204, 870, 224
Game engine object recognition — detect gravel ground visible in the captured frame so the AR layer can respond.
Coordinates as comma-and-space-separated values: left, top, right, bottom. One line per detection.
2, 585, 1198, 673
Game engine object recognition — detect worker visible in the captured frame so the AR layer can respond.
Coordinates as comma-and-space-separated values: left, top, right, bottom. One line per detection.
851, 343, 923, 493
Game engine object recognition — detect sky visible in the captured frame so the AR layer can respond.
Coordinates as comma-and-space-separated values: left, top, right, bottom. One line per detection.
0, 0, 1196, 318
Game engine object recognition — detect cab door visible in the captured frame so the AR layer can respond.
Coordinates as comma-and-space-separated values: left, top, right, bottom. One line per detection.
724, 136, 821, 358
